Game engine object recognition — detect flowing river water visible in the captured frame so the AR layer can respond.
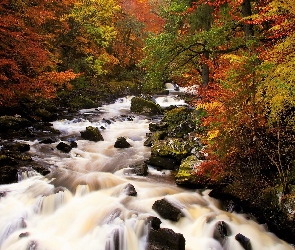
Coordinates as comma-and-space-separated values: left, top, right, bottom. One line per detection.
0, 95, 293, 250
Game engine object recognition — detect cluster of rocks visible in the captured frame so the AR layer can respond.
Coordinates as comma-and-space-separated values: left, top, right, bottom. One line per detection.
132, 96, 209, 188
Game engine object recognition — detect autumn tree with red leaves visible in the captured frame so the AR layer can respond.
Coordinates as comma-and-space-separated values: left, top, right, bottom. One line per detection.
0, 0, 77, 107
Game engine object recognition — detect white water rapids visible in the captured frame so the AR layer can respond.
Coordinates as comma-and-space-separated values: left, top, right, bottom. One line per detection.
0, 96, 293, 250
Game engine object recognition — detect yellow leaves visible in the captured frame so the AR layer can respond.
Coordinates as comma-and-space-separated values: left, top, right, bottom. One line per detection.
269, 0, 295, 16
257, 31, 295, 127
196, 101, 224, 112
207, 130, 219, 141
221, 54, 247, 64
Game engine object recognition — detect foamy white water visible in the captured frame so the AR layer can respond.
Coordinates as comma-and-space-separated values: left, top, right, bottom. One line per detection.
0, 96, 293, 250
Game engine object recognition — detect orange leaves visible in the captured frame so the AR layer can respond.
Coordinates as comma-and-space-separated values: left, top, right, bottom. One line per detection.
0, 0, 80, 107
119, 0, 164, 34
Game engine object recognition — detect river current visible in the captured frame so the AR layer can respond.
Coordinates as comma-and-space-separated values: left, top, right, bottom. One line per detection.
0, 95, 293, 250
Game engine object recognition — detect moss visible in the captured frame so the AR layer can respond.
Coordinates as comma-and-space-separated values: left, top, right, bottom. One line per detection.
130, 97, 163, 115
151, 138, 192, 161
162, 106, 197, 138
80, 126, 104, 142
175, 156, 199, 177
175, 155, 210, 188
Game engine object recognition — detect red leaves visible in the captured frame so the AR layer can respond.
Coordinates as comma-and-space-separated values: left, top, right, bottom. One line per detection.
0, 0, 78, 107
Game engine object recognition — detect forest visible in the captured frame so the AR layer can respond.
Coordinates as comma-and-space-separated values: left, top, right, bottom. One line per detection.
1, 0, 295, 243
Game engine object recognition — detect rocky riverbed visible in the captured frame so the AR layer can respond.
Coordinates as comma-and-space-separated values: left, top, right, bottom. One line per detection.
0, 94, 295, 246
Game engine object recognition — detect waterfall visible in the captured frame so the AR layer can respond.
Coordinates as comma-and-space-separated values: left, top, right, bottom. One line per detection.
0, 96, 292, 250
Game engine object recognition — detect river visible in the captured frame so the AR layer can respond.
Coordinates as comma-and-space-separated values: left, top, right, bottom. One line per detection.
0, 95, 293, 250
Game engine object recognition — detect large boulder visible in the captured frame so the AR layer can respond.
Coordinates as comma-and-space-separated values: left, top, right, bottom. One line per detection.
56, 142, 72, 153
80, 126, 104, 142
114, 137, 131, 148
123, 183, 137, 196
213, 221, 231, 246
145, 216, 162, 230
152, 198, 183, 222
151, 138, 192, 162
123, 162, 148, 176
235, 233, 251, 250
162, 106, 196, 138
130, 97, 163, 116
145, 155, 179, 170
175, 155, 206, 188
147, 228, 185, 250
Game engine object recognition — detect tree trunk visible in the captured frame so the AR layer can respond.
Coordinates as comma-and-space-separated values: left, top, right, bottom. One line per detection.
202, 50, 210, 86
242, 0, 254, 41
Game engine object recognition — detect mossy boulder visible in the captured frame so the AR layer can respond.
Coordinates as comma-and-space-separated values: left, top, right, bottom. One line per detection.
80, 126, 104, 142
151, 138, 193, 162
130, 97, 163, 116
175, 155, 202, 187
144, 131, 167, 147
149, 122, 168, 132
162, 106, 196, 138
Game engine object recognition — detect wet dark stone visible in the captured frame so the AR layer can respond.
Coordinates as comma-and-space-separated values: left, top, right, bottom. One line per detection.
152, 198, 182, 222
123, 183, 137, 196
114, 137, 131, 148
102, 118, 112, 124
146, 156, 179, 170
124, 162, 148, 176
19, 232, 30, 238
145, 216, 162, 230
70, 141, 78, 148
31, 165, 50, 176
0, 166, 18, 184
0, 154, 18, 166
39, 137, 57, 144
213, 221, 231, 245
147, 228, 185, 250
56, 142, 72, 153
235, 233, 251, 250
3, 142, 30, 153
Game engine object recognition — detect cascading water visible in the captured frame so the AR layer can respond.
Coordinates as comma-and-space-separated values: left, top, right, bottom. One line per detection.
0, 96, 293, 250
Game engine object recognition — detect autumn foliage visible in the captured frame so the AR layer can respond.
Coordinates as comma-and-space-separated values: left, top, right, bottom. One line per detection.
0, 0, 79, 106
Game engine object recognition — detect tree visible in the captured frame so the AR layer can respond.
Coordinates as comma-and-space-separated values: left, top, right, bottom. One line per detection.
57, 0, 120, 87
0, 0, 78, 106
196, 0, 295, 194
